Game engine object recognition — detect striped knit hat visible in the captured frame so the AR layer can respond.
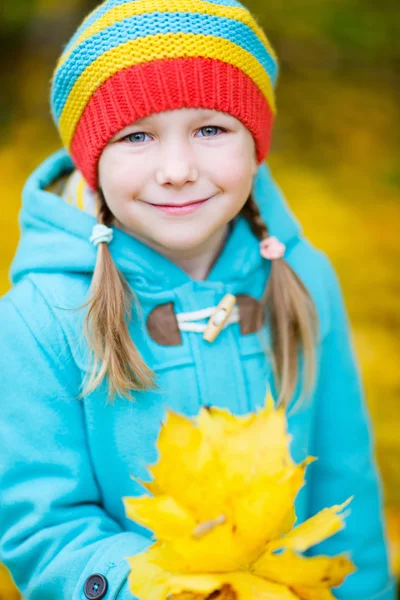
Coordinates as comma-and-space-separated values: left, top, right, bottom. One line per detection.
51, 0, 279, 190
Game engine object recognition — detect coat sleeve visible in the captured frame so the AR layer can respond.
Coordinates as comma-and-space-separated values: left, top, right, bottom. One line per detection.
307, 256, 397, 599
0, 278, 151, 600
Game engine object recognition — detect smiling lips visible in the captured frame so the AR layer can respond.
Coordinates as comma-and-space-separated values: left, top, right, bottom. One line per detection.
148, 197, 212, 215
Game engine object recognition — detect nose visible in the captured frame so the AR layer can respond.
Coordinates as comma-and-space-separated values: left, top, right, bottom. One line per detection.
155, 139, 199, 187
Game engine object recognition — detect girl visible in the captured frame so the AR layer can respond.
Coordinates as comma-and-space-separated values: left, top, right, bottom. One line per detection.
0, 0, 396, 599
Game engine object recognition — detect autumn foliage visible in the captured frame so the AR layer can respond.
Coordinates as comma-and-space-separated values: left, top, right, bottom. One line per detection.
125, 395, 355, 600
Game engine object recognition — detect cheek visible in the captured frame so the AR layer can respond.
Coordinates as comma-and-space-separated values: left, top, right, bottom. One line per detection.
217, 158, 254, 197
216, 138, 256, 186
99, 152, 144, 200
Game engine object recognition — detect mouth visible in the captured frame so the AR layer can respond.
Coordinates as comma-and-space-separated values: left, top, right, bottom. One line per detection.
146, 196, 213, 215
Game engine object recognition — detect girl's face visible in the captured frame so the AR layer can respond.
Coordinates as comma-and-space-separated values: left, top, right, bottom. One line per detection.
98, 108, 258, 255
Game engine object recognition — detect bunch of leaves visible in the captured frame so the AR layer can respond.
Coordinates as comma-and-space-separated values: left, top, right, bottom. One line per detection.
124, 394, 355, 600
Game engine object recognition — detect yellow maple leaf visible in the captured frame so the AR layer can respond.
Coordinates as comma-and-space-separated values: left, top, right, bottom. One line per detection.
124, 391, 355, 600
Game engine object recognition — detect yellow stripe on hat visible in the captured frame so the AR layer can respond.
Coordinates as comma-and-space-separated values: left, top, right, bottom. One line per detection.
60, 33, 275, 148
76, 174, 86, 211
57, 0, 277, 69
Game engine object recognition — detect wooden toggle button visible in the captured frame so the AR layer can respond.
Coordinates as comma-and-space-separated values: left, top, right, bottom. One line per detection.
203, 294, 237, 343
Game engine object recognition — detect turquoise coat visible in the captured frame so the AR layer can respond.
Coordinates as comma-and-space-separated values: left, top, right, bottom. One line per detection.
0, 150, 396, 599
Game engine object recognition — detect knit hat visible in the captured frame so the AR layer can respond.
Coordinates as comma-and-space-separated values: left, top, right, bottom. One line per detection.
51, 0, 279, 190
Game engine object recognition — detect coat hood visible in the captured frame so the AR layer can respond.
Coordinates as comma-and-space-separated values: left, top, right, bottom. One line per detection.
10, 149, 302, 291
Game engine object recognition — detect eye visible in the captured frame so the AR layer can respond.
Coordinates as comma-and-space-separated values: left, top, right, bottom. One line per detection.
196, 126, 226, 138
123, 132, 152, 143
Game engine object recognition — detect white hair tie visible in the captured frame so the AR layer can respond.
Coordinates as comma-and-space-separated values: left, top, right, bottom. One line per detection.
90, 224, 114, 247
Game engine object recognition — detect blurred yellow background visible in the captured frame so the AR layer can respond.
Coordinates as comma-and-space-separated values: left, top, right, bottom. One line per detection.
0, 0, 399, 596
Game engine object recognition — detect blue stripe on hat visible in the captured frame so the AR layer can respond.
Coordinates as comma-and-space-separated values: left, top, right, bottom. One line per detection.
52, 12, 278, 122
62, 0, 247, 58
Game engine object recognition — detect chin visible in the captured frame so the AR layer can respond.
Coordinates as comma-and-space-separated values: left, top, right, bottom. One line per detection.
154, 229, 212, 252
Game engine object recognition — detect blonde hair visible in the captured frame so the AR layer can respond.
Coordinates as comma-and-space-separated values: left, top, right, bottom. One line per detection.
80, 192, 319, 407
78, 198, 157, 401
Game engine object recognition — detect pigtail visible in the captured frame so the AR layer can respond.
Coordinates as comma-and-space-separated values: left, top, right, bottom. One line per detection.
241, 195, 319, 409
79, 196, 157, 403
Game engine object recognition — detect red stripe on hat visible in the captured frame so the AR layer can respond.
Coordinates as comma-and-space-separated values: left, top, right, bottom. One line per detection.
71, 56, 274, 189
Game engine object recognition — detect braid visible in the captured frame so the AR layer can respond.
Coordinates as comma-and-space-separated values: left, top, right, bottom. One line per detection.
241, 193, 318, 409
97, 190, 113, 226
241, 194, 269, 241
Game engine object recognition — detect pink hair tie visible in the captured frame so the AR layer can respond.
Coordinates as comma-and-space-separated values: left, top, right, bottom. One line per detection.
260, 236, 286, 260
